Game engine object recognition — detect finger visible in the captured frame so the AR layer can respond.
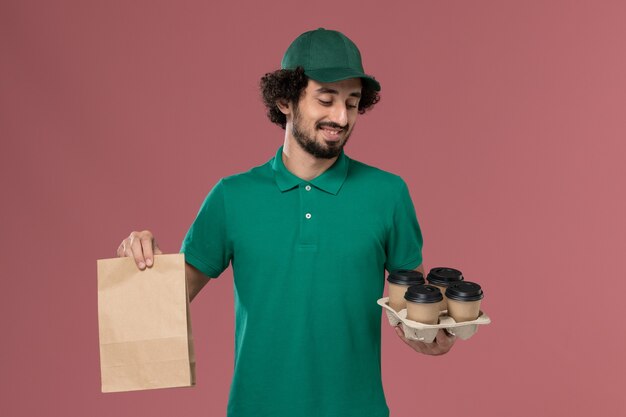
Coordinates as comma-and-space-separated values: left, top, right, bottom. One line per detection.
395, 326, 428, 353
116, 242, 125, 257
436, 329, 456, 348
121, 239, 132, 257
406, 338, 430, 354
428, 330, 455, 355
141, 233, 155, 267
394, 326, 405, 339
129, 232, 146, 270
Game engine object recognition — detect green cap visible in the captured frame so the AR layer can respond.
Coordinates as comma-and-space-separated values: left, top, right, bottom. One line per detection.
281, 28, 381, 91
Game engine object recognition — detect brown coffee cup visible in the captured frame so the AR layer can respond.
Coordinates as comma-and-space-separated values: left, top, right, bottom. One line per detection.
426, 267, 464, 310
445, 281, 484, 322
404, 285, 443, 325
386, 270, 425, 312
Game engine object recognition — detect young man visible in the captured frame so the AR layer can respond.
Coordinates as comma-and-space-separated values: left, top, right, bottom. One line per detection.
117, 28, 455, 417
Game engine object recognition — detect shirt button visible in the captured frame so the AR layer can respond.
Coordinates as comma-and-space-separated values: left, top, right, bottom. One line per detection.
305, 213, 312, 219
305, 185, 312, 191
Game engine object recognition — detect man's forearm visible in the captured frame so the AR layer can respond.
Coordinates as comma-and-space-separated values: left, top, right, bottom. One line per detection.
186, 262, 211, 302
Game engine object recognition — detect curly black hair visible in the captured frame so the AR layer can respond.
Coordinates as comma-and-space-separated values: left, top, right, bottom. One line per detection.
259, 67, 381, 129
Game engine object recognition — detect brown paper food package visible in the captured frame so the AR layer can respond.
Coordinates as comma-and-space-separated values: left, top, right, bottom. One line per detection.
97, 254, 196, 393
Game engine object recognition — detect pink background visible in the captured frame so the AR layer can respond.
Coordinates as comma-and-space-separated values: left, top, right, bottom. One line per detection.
2, 1, 625, 415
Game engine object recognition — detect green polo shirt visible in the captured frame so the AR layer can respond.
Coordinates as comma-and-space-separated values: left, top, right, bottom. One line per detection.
181, 146, 423, 417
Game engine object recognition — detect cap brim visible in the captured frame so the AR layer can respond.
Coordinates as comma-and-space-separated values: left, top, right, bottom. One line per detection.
304, 68, 381, 91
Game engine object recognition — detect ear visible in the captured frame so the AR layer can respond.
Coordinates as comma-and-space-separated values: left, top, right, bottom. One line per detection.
276, 99, 292, 116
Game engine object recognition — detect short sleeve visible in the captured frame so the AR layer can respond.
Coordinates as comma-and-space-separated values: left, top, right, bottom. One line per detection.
180, 179, 232, 278
385, 179, 423, 272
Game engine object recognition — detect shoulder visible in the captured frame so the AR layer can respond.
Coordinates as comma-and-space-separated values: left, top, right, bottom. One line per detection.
346, 156, 407, 191
219, 158, 274, 190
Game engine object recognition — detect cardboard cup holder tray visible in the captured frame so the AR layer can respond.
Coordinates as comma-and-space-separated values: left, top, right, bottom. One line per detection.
377, 297, 491, 343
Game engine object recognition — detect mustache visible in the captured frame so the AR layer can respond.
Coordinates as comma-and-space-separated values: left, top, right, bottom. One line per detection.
316, 121, 348, 131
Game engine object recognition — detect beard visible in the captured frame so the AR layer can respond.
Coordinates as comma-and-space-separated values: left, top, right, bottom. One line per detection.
291, 106, 352, 159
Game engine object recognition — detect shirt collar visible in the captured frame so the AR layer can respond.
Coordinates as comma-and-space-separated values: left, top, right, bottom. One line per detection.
271, 146, 349, 195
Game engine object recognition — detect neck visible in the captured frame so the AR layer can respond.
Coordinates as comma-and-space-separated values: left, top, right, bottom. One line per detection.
282, 135, 338, 181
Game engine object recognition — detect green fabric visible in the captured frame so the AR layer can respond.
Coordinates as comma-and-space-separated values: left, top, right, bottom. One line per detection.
181, 146, 422, 417
281, 28, 381, 92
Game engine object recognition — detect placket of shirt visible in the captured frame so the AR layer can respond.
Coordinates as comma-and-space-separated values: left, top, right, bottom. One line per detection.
298, 183, 317, 249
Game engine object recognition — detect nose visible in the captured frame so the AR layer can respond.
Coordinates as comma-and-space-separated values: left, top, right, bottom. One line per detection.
329, 103, 348, 127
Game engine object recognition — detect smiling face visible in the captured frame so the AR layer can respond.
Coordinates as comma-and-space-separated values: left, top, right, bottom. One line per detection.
286, 78, 362, 159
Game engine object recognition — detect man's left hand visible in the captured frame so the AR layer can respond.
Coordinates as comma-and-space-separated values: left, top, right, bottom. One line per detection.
394, 326, 456, 356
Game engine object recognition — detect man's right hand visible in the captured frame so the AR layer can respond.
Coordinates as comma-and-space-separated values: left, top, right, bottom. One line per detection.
116, 230, 163, 270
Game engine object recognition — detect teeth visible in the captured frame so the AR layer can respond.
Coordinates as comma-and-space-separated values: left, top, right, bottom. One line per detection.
320, 127, 342, 136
